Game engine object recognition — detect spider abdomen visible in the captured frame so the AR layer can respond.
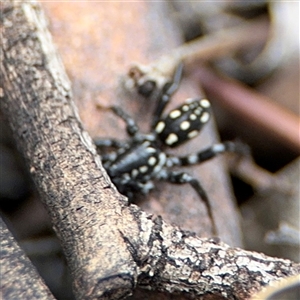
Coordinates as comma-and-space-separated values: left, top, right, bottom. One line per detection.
154, 98, 211, 147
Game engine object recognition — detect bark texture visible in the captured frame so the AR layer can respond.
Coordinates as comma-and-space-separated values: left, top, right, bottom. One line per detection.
0, 217, 55, 299
1, 1, 299, 300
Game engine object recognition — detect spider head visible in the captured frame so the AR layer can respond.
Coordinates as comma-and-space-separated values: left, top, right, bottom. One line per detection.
154, 98, 211, 147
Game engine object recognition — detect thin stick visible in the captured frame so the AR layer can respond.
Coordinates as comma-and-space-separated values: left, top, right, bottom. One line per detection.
193, 67, 300, 154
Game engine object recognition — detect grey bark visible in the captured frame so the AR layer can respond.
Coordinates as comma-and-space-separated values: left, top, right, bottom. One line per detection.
1, 1, 299, 299
0, 217, 56, 299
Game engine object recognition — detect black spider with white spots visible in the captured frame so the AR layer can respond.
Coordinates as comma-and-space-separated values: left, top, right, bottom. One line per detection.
95, 64, 246, 233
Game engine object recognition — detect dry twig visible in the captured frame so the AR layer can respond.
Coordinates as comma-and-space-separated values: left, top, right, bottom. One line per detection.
191, 67, 300, 154
0, 217, 56, 299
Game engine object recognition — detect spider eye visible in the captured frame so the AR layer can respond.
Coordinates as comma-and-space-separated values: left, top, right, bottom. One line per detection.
154, 98, 211, 147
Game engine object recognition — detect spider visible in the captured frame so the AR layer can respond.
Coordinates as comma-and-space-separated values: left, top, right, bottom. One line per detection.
95, 64, 246, 234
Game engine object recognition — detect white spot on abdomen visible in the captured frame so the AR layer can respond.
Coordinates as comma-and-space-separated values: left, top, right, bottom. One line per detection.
155, 121, 165, 134
200, 99, 210, 108
180, 120, 190, 130
188, 130, 198, 139
165, 133, 179, 145
200, 112, 210, 123
169, 110, 181, 119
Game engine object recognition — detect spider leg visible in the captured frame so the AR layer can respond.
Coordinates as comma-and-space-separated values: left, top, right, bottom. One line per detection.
157, 170, 217, 235
95, 105, 139, 160
94, 138, 125, 149
108, 106, 139, 137
113, 175, 154, 203
152, 62, 183, 127
94, 138, 126, 164
169, 141, 249, 167
97, 105, 139, 136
